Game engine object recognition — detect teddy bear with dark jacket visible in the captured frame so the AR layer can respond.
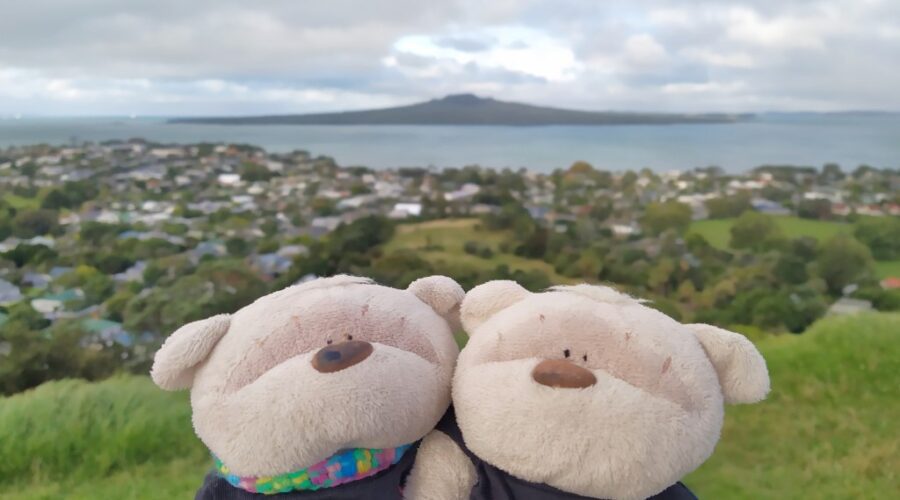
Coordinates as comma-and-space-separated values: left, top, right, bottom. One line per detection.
151, 275, 465, 499
405, 281, 770, 500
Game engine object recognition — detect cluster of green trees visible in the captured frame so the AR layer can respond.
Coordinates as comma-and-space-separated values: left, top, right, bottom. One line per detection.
0, 182, 100, 241
479, 194, 897, 332
0, 303, 130, 395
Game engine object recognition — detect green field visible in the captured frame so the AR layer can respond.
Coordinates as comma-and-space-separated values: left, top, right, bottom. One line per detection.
874, 261, 900, 279
689, 216, 900, 279
689, 216, 853, 250
2, 193, 40, 211
2, 313, 898, 499
384, 218, 576, 284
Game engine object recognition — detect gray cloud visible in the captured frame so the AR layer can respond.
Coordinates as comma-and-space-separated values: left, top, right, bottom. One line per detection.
435, 35, 496, 52
0, 0, 898, 114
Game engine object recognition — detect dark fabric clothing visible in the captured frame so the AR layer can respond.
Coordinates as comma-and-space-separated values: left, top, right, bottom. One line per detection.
435, 407, 698, 500
195, 441, 419, 500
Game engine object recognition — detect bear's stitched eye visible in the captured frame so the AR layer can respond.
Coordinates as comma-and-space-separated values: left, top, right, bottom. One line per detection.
347, 334, 354, 340
326, 339, 333, 345
583, 354, 588, 362
563, 349, 570, 358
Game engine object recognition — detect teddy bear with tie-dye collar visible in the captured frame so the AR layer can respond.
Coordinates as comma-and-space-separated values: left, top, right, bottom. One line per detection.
151, 275, 464, 499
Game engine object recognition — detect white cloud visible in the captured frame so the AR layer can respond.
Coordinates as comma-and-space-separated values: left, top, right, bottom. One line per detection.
390, 26, 582, 82
681, 48, 756, 69
724, 6, 827, 50
623, 34, 668, 68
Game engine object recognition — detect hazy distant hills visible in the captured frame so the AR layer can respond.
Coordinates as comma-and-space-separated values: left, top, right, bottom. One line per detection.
170, 94, 752, 126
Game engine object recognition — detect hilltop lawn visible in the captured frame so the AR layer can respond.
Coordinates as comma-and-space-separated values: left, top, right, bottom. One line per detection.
0, 376, 209, 500
686, 312, 900, 498
1, 313, 897, 499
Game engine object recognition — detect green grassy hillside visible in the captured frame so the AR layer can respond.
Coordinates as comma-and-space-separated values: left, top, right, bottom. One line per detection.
686, 312, 900, 498
0, 376, 209, 499
1, 313, 897, 499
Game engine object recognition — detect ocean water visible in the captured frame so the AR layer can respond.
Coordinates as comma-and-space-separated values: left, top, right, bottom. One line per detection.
0, 113, 898, 173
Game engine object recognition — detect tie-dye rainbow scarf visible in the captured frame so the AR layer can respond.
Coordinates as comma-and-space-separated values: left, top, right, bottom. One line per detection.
213, 444, 412, 495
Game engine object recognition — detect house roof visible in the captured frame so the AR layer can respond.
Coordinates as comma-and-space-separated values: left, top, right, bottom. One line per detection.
827, 297, 873, 315
81, 318, 123, 333
40, 289, 83, 302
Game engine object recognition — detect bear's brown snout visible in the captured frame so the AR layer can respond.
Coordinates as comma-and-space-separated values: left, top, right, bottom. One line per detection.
312, 340, 374, 373
532, 359, 597, 389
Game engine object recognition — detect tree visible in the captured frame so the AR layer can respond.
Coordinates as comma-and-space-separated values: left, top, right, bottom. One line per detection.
80, 221, 125, 245
515, 227, 549, 259
819, 163, 845, 183
797, 199, 832, 220
774, 254, 808, 285
310, 197, 337, 216
640, 201, 692, 235
0, 318, 129, 395
854, 217, 900, 260
57, 265, 115, 306
12, 209, 59, 238
260, 219, 279, 237
366, 250, 435, 288
2, 243, 57, 267
40, 189, 72, 210
105, 288, 137, 322
620, 171, 638, 190
124, 259, 267, 335
226, 237, 251, 257
284, 216, 395, 283
0, 201, 13, 241
569, 161, 595, 174
730, 211, 782, 251
816, 234, 874, 295
240, 162, 277, 182
647, 258, 677, 294
93, 253, 135, 274
589, 197, 613, 221
705, 193, 751, 219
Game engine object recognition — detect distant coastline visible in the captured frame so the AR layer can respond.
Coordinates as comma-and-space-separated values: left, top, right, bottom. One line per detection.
169, 94, 752, 126
3, 113, 898, 173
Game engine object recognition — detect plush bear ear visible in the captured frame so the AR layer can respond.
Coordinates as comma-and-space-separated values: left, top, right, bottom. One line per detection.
150, 314, 231, 391
461, 280, 531, 334
686, 324, 770, 404
408, 276, 466, 330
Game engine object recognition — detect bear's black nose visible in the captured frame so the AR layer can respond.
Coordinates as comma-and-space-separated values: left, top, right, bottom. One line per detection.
312, 340, 373, 373
532, 359, 597, 388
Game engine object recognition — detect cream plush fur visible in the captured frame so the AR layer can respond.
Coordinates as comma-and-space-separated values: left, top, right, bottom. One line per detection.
408, 281, 770, 500
150, 275, 464, 477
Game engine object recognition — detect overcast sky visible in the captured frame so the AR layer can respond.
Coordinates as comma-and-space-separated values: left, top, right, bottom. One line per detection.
1, 0, 898, 116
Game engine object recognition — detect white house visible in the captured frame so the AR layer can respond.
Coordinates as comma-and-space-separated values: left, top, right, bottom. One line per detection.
389, 202, 423, 219
218, 173, 242, 186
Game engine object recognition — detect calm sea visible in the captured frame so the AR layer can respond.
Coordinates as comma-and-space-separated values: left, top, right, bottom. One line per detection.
1, 113, 897, 173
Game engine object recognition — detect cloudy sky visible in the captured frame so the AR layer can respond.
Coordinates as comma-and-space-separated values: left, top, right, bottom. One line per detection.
1, 0, 899, 116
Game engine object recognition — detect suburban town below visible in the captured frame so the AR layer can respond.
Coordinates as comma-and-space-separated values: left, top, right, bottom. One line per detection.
1, 139, 898, 394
